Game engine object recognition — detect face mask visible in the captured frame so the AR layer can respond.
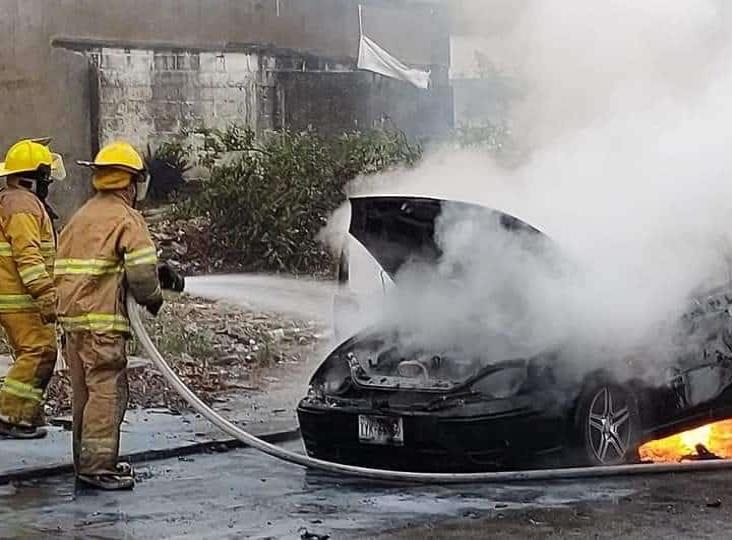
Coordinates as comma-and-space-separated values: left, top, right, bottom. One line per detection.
34, 181, 51, 201
17, 178, 51, 201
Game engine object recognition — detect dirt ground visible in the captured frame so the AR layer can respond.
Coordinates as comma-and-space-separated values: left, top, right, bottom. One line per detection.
376, 470, 732, 540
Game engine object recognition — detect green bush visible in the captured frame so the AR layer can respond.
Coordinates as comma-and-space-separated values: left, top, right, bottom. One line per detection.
173, 125, 422, 275
333, 128, 423, 178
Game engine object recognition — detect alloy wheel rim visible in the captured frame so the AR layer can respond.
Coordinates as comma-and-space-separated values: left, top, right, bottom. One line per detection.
588, 386, 632, 464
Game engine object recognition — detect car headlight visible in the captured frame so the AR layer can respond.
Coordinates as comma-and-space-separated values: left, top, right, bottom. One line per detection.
307, 384, 324, 401
311, 354, 352, 396
471, 365, 528, 399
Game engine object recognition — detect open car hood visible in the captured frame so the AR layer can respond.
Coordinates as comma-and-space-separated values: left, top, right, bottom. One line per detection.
349, 196, 546, 278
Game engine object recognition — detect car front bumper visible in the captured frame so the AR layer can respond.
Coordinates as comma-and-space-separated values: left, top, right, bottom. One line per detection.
297, 395, 566, 473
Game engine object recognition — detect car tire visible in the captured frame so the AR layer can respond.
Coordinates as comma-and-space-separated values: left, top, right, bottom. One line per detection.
571, 379, 641, 467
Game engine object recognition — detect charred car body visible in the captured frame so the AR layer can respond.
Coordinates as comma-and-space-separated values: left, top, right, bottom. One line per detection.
297, 196, 732, 472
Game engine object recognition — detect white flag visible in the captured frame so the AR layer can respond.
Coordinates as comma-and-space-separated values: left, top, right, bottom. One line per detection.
356, 6, 431, 90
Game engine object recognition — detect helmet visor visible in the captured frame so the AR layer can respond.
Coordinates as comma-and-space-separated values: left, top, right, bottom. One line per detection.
50, 153, 66, 181
135, 171, 151, 202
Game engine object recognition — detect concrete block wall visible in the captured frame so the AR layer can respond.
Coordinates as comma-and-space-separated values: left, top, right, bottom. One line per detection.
92, 48, 267, 150
91, 43, 452, 158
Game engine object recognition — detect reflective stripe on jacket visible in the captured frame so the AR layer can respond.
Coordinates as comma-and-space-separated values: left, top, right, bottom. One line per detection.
0, 185, 57, 312
55, 191, 162, 334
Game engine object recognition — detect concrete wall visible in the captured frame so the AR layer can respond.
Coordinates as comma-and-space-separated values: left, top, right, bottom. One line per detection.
0, 0, 449, 220
93, 49, 270, 150
93, 45, 451, 150
277, 71, 453, 140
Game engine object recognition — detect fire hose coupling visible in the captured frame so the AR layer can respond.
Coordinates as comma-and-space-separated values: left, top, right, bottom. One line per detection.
127, 295, 732, 484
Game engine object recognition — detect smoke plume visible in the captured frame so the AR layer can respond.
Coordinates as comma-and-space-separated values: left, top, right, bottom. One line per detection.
333, 0, 732, 381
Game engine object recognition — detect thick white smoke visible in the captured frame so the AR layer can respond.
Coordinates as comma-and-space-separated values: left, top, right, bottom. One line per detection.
330, 0, 732, 381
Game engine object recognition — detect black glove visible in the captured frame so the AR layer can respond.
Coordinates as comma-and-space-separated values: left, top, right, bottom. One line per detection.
157, 262, 185, 292
146, 297, 163, 317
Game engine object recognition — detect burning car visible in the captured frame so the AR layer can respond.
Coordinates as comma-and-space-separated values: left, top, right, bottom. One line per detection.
297, 196, 732, 472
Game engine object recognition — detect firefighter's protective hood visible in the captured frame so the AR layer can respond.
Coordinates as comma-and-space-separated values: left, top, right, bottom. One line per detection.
78, 141, 149, 201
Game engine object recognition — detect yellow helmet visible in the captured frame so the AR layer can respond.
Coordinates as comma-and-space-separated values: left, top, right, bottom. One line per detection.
79, 141, 145, 173
78, 141, 147, 192
0, 139, 53, 178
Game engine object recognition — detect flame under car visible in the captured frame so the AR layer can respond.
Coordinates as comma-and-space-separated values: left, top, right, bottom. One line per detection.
297, 196, 732, 472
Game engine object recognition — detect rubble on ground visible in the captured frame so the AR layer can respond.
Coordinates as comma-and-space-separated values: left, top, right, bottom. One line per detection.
44, 293, 325, 417
148, 210, 217, 276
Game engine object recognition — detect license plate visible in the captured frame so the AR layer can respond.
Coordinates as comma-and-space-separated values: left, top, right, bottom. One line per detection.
358, 415, 404, 446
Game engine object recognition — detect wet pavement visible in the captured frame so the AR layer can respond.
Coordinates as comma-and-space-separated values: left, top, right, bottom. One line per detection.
0, 407, 297, 484
0, 440, 641, 539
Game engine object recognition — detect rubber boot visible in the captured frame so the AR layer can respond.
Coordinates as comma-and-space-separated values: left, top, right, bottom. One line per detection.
0, 418, 47, 439
76, 462, 135, 491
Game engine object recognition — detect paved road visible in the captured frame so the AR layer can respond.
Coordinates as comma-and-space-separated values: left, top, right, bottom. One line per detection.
0, 440, 675, 540
377, 471, 732, 540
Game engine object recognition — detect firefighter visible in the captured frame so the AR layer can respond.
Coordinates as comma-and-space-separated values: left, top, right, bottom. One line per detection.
0, 139, 66, 439
55, 141, 184, 490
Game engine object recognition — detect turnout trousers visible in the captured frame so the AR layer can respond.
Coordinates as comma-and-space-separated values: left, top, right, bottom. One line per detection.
0, 312, 57, 427
64, 331, 128, 475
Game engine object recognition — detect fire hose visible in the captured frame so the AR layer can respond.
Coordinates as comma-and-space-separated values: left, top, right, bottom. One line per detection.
129, 296, 732, 484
